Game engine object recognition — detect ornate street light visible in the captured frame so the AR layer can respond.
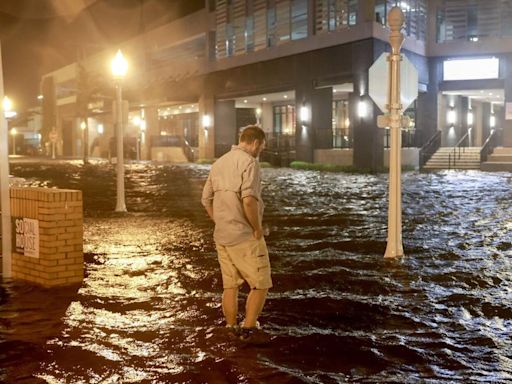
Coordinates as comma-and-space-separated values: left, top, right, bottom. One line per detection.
111, 49, 128, 212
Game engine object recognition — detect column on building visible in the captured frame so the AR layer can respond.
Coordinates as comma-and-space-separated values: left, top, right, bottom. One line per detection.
473, 100, 484, 147
95, 112, 113, 158
74, 117, 82, 158
440, 94, 462, 147
294, 84, 333, 164
199, 94, 216, 159
143, 106, 159, 160
503, 54, 512, 146
416, 57, 441, 147
460, 96, 469, 145
482, 102, 492, 145
350, 72, 383, 170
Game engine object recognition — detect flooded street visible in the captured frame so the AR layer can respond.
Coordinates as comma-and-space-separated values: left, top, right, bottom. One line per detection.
1, 161, 512, 383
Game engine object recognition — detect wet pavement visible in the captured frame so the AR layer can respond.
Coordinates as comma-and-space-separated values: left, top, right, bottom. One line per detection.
1, 161, 512, 383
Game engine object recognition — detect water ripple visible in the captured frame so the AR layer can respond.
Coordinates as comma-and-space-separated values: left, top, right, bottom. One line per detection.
0, 163, 510, 383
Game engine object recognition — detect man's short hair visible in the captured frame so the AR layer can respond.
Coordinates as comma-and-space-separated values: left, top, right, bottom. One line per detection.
239, 125, 266, 144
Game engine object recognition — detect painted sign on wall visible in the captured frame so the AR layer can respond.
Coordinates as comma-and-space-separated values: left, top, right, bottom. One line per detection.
12, 217, 39, 258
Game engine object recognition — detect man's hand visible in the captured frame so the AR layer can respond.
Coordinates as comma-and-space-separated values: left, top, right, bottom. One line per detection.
204, 205, 214, 222
243, 196, 262, 239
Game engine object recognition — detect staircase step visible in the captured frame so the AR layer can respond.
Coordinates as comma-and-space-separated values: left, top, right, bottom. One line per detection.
491, 147, 512, 155
481, 162, 512, 172
423, 147, 482, 170
487, 154, 512, 162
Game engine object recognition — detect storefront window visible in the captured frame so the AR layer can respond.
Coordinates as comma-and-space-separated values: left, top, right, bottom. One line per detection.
273, 105, 296, 135
332, 100, 351, 148
157, 112, 198, 147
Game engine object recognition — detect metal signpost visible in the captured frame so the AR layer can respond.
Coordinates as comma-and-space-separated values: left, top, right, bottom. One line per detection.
369, 7, 418, 258
0, 44, 12, 278
111, 50, 128, 212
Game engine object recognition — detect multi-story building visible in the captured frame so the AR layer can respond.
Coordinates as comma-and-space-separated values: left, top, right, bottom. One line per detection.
39, 0, 512, 170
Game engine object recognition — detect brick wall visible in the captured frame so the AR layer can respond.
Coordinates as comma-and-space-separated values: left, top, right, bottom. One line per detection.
10, 187, 83, 287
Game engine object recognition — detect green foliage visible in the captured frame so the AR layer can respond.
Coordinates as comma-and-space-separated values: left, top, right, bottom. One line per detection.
259, 162, 273, 168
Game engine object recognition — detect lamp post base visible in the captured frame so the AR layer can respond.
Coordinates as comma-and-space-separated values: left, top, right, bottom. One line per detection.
115, 203, 127, 213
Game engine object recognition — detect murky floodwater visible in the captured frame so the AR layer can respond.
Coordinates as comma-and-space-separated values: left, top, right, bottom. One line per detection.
1, 160, 512, 383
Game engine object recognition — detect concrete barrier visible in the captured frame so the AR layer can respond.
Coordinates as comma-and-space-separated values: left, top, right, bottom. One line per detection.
9, 187, 83, 287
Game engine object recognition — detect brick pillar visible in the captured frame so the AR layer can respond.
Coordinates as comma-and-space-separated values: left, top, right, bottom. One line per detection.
10, 187, 83, 287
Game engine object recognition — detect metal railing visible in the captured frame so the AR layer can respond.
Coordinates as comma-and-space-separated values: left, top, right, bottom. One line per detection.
448, 129, 471, 169
480, 129, 498, 163
419, 130, 441, 169
182, 138, 195, 162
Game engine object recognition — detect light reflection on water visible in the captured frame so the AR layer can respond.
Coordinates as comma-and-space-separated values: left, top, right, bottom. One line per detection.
0, 163, 511, 383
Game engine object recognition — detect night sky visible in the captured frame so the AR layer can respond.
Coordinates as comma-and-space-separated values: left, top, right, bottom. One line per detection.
0, 0, 203, 111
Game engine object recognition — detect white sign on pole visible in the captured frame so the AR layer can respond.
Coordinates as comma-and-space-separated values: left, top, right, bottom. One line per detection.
369, 52, 419, 113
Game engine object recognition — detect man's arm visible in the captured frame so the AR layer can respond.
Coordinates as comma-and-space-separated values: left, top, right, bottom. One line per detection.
243, 196, 262, 239
201, 174, 214, 222
204, 204, 214, 221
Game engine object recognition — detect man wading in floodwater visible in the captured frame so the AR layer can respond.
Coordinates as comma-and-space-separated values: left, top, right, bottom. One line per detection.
201, 125, 272, 344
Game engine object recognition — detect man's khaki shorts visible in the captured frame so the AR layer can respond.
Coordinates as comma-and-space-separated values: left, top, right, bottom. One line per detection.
216, 237, 272, 290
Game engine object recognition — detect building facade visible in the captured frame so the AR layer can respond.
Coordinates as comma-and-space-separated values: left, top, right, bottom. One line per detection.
39, 0, 512, 169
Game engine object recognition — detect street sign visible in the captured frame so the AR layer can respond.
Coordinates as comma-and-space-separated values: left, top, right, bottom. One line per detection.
369, 52, 419, 113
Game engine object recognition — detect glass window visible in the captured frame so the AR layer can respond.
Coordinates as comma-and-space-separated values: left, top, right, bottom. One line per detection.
328, 0, 337, 31
226, 23, 235, 56
273, 105, 296, 135
291, 0, 308, 40
267, 7, 277, 47
332, 100, 351, 148
246, 15, 255, 51
348, 0, 357, 26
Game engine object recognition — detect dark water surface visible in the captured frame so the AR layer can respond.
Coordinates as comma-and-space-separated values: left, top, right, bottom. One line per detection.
1, 161, 512, 383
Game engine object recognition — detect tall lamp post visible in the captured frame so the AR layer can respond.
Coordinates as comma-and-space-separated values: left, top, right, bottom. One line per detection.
10, 128, 17, 155
111, 49, 128, 212
3, 96, 16, 155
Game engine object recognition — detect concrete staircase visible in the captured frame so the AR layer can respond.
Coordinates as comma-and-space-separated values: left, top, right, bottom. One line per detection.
423, 147, 481, 170
481, 147, 512, 171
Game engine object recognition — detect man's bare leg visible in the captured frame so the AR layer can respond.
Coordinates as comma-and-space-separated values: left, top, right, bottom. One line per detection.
222, 287, 239, 326
243, 288, 268, 328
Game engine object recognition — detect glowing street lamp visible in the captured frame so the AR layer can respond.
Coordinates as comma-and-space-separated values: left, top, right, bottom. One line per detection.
111, 49, 128, 212
3, 96, 12, 112
3, 96, 16, 119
